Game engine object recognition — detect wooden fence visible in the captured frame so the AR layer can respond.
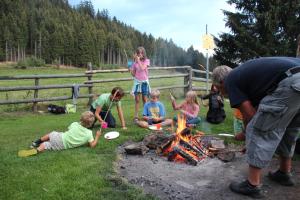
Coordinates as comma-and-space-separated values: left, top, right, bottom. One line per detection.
0, 66, 211, 111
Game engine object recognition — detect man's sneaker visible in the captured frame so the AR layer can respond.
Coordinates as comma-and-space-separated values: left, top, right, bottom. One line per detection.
18, 149, 38, 157
268, 170, 295, 186
30, 142, 39, 149
229, 180, 264, 199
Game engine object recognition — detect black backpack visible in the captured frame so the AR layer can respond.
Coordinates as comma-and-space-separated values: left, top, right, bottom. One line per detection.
47, 104, 66, 114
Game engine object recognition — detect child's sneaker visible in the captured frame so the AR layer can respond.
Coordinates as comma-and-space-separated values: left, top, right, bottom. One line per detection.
30, 141, 39, 149
18, 149, 38, 157
268, 170, 295, 186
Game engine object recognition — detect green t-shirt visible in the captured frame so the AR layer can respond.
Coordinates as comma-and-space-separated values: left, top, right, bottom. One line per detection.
61, 122, 94, 149
91, 93, 121, 111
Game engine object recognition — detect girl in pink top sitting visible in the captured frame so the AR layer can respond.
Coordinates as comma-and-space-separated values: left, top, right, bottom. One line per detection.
171, 90, 201, 127
130, 46, 151, 121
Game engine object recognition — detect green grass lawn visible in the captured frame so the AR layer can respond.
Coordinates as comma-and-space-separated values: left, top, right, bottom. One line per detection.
0, 89, 236, 200
0, 64, 240, 200
1, 64, 298, 200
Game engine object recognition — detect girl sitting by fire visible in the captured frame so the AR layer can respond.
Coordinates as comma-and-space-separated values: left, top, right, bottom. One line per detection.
171, 90, 201, 127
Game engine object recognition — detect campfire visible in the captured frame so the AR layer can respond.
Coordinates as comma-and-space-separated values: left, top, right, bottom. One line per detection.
157, 115, 209, 166
124, 114, 234, 166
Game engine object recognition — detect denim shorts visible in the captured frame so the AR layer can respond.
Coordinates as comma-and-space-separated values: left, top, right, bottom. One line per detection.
246, 73, 300, 168
132, 79, 150, 96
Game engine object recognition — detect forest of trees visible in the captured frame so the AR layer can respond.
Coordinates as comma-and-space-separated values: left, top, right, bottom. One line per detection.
1, 0, 299, 69
0, 0, 214, 69
214, 0, 300, 67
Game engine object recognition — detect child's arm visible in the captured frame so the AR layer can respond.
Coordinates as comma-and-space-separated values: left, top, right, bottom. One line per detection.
172, 101, 183, 110
201, 94, 210, 100
180, 109, 195, 118
180, 103, 199, 118
116, 105, 127, 129
135, 56, 148, 70
130, 66, 136, 77
89, 131, 101, 148
143, 115, 151, 121
95, 106, 105, 124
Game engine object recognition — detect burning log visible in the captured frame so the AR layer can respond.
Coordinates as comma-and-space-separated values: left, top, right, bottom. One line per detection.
180, 127, 192, 137
156, 134, 176, 154
191, 138, 209, 157
179, 139, 205, 157
158, 114, 211, 165
168, 146, 198, 166
143, 133, 173, 149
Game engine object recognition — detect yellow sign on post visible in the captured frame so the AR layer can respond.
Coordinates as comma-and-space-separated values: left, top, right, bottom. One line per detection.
202, 34, 214, 50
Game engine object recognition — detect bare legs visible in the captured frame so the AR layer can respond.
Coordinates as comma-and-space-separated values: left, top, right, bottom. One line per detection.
279, 156, 292, 173
134, 94, 147, 119
248, 165, 262, 186
248, 156, 292, 186
34, 133, 50, 152
40, 134, 50, 142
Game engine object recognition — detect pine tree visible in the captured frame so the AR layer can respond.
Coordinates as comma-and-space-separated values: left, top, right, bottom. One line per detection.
215, 0, 300, 67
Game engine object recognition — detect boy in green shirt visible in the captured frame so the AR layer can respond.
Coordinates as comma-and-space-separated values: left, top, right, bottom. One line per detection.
18, 111, 101, 157
90, 87, 127, 129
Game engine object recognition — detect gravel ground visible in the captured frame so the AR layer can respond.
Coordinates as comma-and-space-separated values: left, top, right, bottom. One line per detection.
117, 145, 300, 200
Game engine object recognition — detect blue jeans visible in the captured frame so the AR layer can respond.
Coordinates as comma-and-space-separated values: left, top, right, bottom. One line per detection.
90, 107, 116, 128
173, 116, 201, 125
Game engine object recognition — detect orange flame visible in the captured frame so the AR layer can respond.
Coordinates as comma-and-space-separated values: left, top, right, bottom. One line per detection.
162, 113, 207, 164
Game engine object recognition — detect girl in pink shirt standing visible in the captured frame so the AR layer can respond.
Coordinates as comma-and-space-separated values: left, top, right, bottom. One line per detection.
171, 90, 201, 127
130, 47, 151, 121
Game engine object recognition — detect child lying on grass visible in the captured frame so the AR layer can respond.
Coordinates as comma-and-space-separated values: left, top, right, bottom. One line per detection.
18, 111, 101, 157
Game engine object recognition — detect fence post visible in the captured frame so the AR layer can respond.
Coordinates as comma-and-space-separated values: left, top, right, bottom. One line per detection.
188, 66, 193, 91
87, 62, 93, 106
184, 66, 192, 94
32, 78, 39, 112
87, 74, 93, 106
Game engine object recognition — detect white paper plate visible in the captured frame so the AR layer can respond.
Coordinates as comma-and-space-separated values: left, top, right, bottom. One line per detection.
104, 131, 120, 140
218, 133, 234, 137
149, 125, 162, 131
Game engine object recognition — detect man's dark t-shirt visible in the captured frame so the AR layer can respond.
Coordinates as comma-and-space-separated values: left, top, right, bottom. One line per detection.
225, 57, 300, 108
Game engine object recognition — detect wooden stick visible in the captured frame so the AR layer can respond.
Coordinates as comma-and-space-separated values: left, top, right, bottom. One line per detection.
198, 64, 206, 71
100, 89, 119, 132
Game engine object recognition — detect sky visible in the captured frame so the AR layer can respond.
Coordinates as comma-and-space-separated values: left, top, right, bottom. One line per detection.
69, 0, 235, 53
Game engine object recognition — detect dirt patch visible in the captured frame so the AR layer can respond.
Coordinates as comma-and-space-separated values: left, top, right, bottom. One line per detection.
117, 145, 300, 200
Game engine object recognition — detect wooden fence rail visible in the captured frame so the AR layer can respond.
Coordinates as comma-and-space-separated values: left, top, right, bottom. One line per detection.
0, 66, 210, 111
